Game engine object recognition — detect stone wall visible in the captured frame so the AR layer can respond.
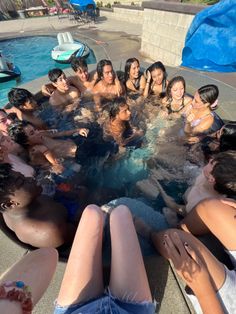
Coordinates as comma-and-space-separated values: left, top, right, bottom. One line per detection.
100, 2, 206, 66
100, 6, 143, 24
140, 1, 204, 66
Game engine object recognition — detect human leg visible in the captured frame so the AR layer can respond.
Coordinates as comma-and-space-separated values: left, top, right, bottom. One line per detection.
109, 205, 152, 302
0, 248, 58, 313
180, 199, 236, 250
150, 177, 186, 215
152, 228, 225, 291
56, 205, 105, 306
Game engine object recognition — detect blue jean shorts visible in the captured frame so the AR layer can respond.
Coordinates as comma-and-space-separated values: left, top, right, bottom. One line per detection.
54, 289, 156, 314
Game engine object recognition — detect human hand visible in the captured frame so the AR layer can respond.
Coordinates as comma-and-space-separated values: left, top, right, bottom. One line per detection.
52, 163, 64, 174
135, 129, 144, 137
146, 70, 151, 82
5, 107, 23, 120
186, 113, 195, 123
64, 103, 78, 112
78, 128, 89, 137
41, 84, 55, 97
114, 75, 122, 97
159, 110, 169, 119
164, 232, 211, 294
187, 136, 200, 144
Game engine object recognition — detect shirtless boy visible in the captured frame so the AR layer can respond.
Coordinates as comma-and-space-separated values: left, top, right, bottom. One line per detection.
104, 97, 143, 147
42, 58, 96, 97
69, 57, 96, 95
92, 60, 125, 110
6, 88, 46, 129
48, 68, 80, 111
0, 163, 76, 248
9, 121, 76, 173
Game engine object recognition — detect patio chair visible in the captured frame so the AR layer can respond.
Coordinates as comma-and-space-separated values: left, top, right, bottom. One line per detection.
84, 3, 97, 22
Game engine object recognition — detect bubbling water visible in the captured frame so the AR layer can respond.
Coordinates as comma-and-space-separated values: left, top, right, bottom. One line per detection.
38, 95, 202, 207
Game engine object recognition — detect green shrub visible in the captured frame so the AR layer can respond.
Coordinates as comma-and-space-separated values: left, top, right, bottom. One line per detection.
105, 3, 112, 8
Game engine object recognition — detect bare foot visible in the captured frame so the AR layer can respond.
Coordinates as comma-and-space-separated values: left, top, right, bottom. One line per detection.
162, 207, 178, 227
133, 216, 152, 240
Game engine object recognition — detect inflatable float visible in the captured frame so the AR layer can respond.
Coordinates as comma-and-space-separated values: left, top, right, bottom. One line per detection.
0, 51, 21, 83
51, 32, 90, 64
182, 0, 236, 72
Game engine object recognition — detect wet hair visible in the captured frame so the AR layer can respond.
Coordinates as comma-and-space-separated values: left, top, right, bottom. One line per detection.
0, 163, 12, 210
211, 150, 236, 197
219, 121, 236, 152
147, 61, 168, 95
124, 58, 140, 83
48, 68, 64, 83
8, 88, 34, 108
109, 97, 127, 119
166, 76, 186, 100
8, 121, 29, 148
95, 59, 113, 85
198, 84, 219, 110
71, 57, 88, 72
147, 61, 167, 81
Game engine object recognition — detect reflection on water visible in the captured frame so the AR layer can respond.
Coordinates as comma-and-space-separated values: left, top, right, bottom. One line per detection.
0, 36, 96, 107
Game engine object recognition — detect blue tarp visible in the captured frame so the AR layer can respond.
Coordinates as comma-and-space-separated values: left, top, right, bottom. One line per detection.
69, 0, 96, 12
181, 0, 236, 72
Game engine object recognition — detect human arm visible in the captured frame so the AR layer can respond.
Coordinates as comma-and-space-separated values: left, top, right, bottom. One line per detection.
150, 176, 186, 215
163, 232, 224, 314
5, 107, 46, 129
31, 144, 64, 174
92, 86, 102, 111
46, 128, 89, 138
0, 248, 58, 314
41, 83, 56, 97
112, 125, 144, 147
143, 71, 151, 98
114, 75, 125, 96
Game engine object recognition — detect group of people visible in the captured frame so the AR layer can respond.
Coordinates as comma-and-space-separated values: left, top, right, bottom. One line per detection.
0, 56, 236, 314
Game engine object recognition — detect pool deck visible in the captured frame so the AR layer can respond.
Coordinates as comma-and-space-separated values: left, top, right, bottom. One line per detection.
0, 15, 236, 314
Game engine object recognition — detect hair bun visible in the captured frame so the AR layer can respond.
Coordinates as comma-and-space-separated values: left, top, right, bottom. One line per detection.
210, 98, 218, 110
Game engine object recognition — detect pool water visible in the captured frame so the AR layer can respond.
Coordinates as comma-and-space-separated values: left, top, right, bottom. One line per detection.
0, 36, 96, 107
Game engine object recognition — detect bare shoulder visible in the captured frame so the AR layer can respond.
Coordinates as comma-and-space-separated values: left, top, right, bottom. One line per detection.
184, 95, 193, 106
92, 81, 102, 94
69, 85, 80, 96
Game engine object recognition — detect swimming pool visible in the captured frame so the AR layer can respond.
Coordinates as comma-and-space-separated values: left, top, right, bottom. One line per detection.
0, 35, 96, 107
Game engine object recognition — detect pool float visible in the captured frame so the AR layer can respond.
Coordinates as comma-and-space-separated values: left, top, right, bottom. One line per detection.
182, 0, 236, 72
0, 51, 21, 83
51, 32, 90, 64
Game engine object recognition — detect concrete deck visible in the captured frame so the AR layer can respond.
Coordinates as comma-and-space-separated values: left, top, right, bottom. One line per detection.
0, 14, 235, 314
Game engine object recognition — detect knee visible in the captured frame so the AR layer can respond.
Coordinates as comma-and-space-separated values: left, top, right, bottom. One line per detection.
110, 205, 132, 222
82, 204, 104, 225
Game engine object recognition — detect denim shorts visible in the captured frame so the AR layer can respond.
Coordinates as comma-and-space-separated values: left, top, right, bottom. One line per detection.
54, 289, 156, 314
